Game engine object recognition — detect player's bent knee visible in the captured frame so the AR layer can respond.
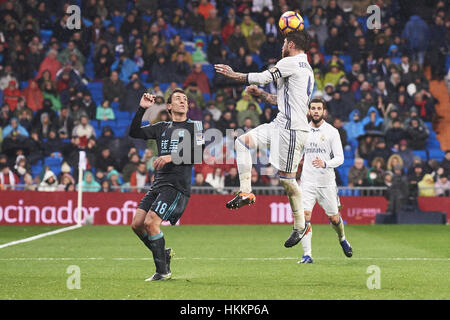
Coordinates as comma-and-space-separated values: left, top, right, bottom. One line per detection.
236, 134, 255, 150
328, 214, 340, 225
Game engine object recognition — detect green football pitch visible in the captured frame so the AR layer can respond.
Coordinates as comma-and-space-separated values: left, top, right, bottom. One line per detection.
0, 225, 449, 300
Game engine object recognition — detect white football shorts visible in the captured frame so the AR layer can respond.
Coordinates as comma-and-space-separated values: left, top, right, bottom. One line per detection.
247, 122, 308, 173
300, 184, 341, 216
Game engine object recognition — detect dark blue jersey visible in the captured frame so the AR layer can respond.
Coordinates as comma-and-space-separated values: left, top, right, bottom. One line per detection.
129, 107, 204, 196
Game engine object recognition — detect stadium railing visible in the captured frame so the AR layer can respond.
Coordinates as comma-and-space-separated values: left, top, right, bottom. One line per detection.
1, 185, 389, 196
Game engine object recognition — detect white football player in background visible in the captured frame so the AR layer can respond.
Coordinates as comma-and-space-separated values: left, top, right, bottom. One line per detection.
215, 30, 314, 246
297, 98, 353, 263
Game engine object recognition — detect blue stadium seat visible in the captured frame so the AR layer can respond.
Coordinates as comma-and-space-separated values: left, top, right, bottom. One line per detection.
344, 148, 354, 159
87, 82, 103, 105
340, 55, 352, 73
202, 64, 215, 82
429, 149, 445, 162
413, 150, 428, 161
391, 57, 401, 65
251, 54, 263, 69
31, 162, 42, 177
40, 29, 53, 44
203, 93, 210, 102
100, 120, 117, 129
44, 156, 63, 167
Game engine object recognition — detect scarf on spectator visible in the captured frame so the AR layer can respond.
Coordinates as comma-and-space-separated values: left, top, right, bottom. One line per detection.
0, 170, 16, 186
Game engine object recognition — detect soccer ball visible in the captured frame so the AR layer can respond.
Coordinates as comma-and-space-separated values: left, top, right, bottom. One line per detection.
278, 11, 304, 34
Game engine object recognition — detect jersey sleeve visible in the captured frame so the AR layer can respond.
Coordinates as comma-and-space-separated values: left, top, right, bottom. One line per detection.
247, 57, 295, 85
326, 129, 344, 169
129, 107, 162, 140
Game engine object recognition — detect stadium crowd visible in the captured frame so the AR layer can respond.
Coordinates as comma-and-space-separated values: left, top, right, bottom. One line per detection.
0, 0, 449, 200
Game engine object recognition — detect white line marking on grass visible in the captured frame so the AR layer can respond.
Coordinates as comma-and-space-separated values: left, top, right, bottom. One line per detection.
1, 257, 449, 262
0, 225, 82, 249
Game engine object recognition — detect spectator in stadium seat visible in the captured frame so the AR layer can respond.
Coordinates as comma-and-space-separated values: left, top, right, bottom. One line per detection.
38, 169, 58, 192
36, 50, 62, 82
348, 157, 368, 188
227, 25, 248, 55
96, 100, 116, 121
94, 44, 114, 80
129, 161, 150, 193
367, 157, 386, 187
328, 90, 349, 122
57, 173, 75, 192
3, 80, 21, 111
43, 129, 64, 157
2, 117, 29, 139
103, 71, 126, 103
324, 65, 345, 88
332, 117, 348, 149
170, 52, 191, 84
344, 109, 364, 150
72, 115, 96, 140
440, 151, 450, 177
121, 80, 147, 112
435, 175, 450, 197
225, 166, 240, 188
324, 26, 345, 55
418, 174, 435, 197
362, 107, 384, 132
260, 106, 276, 125
402, 15, 429, 66
405, 117, 429, 150
237, 103, 260, 128
183, 63, 210, 95
78, 170, 101, 192
79, 91, 97, 120
412, 90, 435, 122
111, 53, 139, 84
385, 119, 407, 148
386, 154, 404, 172
122, 152, 140, 184
185, 82, 206, 109
193, 172, 212, 188
0, 162, 19, 190
259, 32, 281, 66
205, 167, 225, 194
236, 90, 261, 113
368, 138, 392, 164
22, 80, 43, 112
205, 8, 222, 35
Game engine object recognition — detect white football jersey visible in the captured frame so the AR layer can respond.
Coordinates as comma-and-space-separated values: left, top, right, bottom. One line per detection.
301, 121, 344, 187
247, 53, 314, 131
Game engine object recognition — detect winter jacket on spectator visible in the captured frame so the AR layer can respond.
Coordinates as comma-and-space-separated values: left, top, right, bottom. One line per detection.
3, 80, 21, 111
344, 109, 365, 148
36, 51, 62, 82
120, 80, 147, 112
38, 169, 58, 192
103, 74, 126, 102
259, 33, 281, 65
0, 164, 19, 190
111, 56, 139, 83
183, 64, 210, 95
362, 107, 384, 131
406, 117, 429, 150
22, 80, 43, 112
435, 176, 450, 197
402, 15, 429, 53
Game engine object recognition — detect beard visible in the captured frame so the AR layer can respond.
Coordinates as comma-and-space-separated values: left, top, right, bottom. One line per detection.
311, 116, 323, 125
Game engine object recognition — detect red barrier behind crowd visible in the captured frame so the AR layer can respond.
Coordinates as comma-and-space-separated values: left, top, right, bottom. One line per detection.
0, 191, 449, 226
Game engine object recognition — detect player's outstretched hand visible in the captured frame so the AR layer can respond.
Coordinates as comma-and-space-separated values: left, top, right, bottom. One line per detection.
153, 155, 172, 170
214, 64, 234, 77
140, 93, 155, 109
246, 85, 262, 97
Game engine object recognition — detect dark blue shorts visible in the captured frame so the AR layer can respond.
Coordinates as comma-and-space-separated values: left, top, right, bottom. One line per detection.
138, 186, 189, 225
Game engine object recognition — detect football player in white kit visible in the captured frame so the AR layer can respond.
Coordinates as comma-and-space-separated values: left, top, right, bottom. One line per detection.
215, 31, 313, 244
297, 98, 353, 263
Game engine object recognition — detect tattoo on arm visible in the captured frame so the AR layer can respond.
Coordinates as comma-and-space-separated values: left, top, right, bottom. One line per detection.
231, 72, 248, 83
260, 91, 277, 105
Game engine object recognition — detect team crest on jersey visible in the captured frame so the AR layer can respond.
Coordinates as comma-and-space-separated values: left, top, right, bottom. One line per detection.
321, 135, 325, 141
178, 130, 185, 137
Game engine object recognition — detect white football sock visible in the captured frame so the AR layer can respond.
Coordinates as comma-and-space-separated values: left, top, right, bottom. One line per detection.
280, 177, 305, 230
301, 226, 312, 257
235, 138, 253, 193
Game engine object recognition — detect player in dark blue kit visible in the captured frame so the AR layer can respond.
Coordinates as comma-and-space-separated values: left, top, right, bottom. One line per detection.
130, 89, 204, 281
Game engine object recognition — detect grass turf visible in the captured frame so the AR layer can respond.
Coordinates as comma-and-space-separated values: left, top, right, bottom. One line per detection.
0, 225, 449, 300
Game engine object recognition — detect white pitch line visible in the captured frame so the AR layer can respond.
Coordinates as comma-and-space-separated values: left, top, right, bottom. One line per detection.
0, 256, 449, 262
0, 224, 82, 249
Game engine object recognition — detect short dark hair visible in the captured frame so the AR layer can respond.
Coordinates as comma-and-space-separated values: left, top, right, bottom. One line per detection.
167, 88, 186, 104
285, 30, 311, 51
308, 98, 327, 109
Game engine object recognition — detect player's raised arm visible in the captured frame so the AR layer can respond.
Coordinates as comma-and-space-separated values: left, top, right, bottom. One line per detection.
129, 93, 157, 139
